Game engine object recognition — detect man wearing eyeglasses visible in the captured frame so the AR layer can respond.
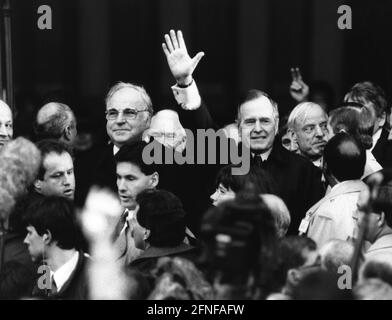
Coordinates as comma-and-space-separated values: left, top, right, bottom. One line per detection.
89, 83, 153, 193
105, 83, 153, 152
90, 29, 210, 199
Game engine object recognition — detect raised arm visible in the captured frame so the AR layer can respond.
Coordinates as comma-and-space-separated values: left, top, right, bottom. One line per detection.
162, 29, 216, 130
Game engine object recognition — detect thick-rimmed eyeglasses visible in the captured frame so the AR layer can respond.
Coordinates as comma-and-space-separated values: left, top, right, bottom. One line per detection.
105, 108, 150, 120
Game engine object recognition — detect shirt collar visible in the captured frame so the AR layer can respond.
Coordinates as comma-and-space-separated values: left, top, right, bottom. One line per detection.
371, 128, 383, 152
252, 148, 272, 161
312, 157, 323, 168
52, 251, 79, 292
113, 145, 120, 155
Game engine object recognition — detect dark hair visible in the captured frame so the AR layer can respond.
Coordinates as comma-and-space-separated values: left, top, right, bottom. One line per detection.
35, 139, 73, 180
215, 164, 278, 195
324, 132, 366, 181
329, 106, 374, 150
23, 196, 81, 250
200, 191, 277, 292
136, 189, 186, 247
115, 141, 158, 176
292, 269, 353, 300
344, 81, 388, 118
371, 170, 392, 228
269, 236, 317, 292
361, 260, 392, 287
309, 80, 335, 111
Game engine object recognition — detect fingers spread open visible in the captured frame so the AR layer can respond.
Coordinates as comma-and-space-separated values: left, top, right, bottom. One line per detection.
162, 43, 170, 57
164, 34, 174, 52
170, 29, 179, 49
177, 30, 187, 50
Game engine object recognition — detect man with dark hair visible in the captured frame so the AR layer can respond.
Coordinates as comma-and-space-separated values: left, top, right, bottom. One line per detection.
35, 102, 77, 146
200, 192, 278, 299
210, 164, 278, 206
33, 139, 75, 200
356, 170, 392, 259
328, 106, 382, 178
267, 236, 318, 299
115, 142, 159, 211
236, 89, 324, 234
23, 196, 88, 299
300, 133, 367, 247
344, 81, 392, 169
129, 189, 196, 274
113, 141, 196, 264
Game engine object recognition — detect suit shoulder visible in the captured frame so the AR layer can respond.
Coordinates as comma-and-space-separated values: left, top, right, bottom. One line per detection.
280, 147, 315, 168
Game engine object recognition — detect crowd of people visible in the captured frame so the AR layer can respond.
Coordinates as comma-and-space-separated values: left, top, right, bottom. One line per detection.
1, 29, 392, 300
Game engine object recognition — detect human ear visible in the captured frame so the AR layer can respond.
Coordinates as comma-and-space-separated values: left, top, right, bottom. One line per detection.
379, 212, 386, 227
150, 172, 159, 188
287, 268, 301, 286
143, 229, 150, 241
34, 180, 42, 192
42, 230, 52, 245
288, 128, 297, 143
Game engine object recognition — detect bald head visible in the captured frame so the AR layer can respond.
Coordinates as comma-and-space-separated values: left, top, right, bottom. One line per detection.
35, 102, 77, 146
0, 100, 13, 149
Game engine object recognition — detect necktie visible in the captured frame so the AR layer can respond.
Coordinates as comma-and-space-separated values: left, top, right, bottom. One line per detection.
112, 209, 129, 241
254, 155, 264, 167
50, 275, 58, 296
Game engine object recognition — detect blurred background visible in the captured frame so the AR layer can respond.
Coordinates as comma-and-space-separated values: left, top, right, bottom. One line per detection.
3, 0, 392, 144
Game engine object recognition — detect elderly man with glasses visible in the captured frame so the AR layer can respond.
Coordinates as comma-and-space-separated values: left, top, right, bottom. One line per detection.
88, 29, 208, 197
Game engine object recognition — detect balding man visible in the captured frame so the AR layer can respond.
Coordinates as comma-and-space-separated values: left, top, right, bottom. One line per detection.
300, 132, 367, 247
90, 29, 209, 195
143, 109, 187, 152
0, 99, 13, 149
35, 102, 77, 146
287, 102, 329, 168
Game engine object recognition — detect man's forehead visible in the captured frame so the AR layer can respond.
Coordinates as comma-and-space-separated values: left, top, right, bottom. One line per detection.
117, 162, 144, 176
240, 96, 275, 119
107, 87, 146, 109
299, 107, 328, 126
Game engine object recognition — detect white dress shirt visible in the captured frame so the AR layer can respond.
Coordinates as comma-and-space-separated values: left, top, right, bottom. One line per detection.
52, 251, 79, 292
370, 128, 382, 152
171, 80, 202, 110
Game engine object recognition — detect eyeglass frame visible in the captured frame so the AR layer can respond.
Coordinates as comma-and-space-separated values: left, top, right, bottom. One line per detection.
105, 107, 151, 121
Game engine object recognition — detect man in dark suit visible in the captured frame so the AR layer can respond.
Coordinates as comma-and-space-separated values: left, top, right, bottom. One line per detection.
236, 90, 324, 234
23, 196, 89, 300
89, 29, 209, 195
344, 81, 392, 169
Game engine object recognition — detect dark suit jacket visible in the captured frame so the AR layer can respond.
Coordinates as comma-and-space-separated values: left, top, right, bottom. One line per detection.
32, 251, 89, 300
372, 126, 392, 169
74, 142, 117, 207
129, 243, 197, 276
250, 142, 325, 234
0, 232, 37, 299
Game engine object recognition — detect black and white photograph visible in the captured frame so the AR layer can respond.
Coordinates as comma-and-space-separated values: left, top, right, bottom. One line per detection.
1, 0, 392, 305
